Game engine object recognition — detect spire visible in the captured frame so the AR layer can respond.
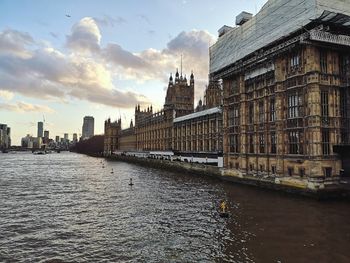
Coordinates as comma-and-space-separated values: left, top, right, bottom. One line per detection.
169, 73, 173, 83
180, 54, 183, 78
190, 70, 194, 79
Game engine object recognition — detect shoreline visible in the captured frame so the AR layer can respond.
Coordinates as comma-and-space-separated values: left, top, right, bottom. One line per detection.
102, 154, 350, 200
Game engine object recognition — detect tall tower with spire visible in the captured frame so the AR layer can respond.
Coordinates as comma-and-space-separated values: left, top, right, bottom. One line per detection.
164, 66, 194, 118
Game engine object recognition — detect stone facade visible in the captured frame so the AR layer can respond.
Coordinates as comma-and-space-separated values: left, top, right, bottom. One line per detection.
104, 118, 121, 155
119, 121, 137, 151
214, 26, 350, 178
134, 70, 195, 151
173, 107, 223, 153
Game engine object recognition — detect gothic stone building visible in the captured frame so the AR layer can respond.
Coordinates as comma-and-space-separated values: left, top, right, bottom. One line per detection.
209, 0, 350, 178
173, 80, 223, 156
135, 70, 195, 151
104, 118, 121, 155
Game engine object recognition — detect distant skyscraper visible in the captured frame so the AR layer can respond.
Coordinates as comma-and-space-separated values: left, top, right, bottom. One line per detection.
64, 133, 69, 141
55, 136, 60, 143
0, 124, 11, 149
73, 133, 78, 142
37, 122, 43, 138
82, 116, 94, 139
44, 130, 49, 140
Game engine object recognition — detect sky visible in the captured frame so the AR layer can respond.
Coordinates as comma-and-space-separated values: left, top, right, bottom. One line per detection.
0, 0, 267, 145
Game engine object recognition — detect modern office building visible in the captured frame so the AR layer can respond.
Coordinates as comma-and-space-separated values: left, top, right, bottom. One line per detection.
37, 122, 43, 138
82, 116, 94, 139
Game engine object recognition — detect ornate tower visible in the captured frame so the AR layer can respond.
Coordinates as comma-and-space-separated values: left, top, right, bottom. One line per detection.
164, 69, 194, 118
204, 79, 223, 108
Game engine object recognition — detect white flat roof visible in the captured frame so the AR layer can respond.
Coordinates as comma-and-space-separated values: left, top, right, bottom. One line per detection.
174, 107, 222, 123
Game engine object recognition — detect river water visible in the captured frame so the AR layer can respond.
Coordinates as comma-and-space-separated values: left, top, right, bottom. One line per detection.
0, 152, 349, 263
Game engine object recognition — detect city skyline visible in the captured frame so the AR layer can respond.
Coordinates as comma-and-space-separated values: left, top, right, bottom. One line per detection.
0, 0, 267, 145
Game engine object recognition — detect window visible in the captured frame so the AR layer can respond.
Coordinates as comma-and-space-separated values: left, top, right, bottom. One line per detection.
290, 53, 300, 68
322, 129, 330, 155
299, 168, 305, 177
229, 134, 240, 153
260, 165, 264, 172
271, 133, 276, 154
289, 131, 303, 154
324, 167, 332, 178
229, 106, 240, 126
248, 102, 254, 124
288, 167, 293, 176
270, 98, 276, 122
259, 133, 265, 153
320, 50, 327, 73
249, 134, 254, 153
287, 92, 303, 118
231, 79, 239, 94
340, 54, 350, 76
321, 91, 329, 117
259, 101, 265, 123
235, 162, 239, 169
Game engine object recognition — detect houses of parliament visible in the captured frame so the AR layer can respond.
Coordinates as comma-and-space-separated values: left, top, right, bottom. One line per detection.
105, 0, 350, 181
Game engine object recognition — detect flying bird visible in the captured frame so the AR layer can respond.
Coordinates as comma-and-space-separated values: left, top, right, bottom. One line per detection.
66, 14, 71, 18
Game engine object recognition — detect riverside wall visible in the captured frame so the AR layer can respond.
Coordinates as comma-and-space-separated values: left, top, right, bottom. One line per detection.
105, 155, 349, 199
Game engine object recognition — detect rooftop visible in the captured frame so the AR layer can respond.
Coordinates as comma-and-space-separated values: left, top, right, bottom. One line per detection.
210, 0, 350, 75
174, 107, 222, 123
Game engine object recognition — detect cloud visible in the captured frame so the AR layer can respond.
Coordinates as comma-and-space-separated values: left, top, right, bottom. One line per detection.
102, 43, 149, 69
0, 90, 14, 100
0, 18, 215, 110
66, 17, 101, 53
0, 29, 34, 57
94, 15, 126, 27
49, 32, 59, 39
137, 14, 151, 25
0, 101, 54, 113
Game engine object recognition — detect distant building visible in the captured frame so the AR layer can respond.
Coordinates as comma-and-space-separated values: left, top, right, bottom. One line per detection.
37, 122, 43, 138
0, 124, 11, 149
55, 136, 60, 143
73, 133, 78, 142
104, 118, 121, 154
82, 116, 94, 139
43, 130, 49, 144
21, 134, 41, 149
64, 133, 69, 142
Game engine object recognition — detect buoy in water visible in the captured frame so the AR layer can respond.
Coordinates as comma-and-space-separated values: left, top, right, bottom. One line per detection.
111, 168, 114, 174
128, 178, 134, 186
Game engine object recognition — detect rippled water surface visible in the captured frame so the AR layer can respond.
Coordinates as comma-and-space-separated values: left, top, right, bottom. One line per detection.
1, 152, 350, 262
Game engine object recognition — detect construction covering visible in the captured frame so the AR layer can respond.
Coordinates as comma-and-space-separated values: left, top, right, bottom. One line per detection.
210, 0, 350, 75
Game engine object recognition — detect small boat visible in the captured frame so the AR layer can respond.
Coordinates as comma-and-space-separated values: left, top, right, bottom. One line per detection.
128, 178, 134, 186
33, 150, 46, 155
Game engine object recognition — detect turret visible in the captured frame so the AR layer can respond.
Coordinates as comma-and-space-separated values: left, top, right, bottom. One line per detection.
175, 68, 179, 83
169, 73, 173, 84
190, 70, 194, 86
